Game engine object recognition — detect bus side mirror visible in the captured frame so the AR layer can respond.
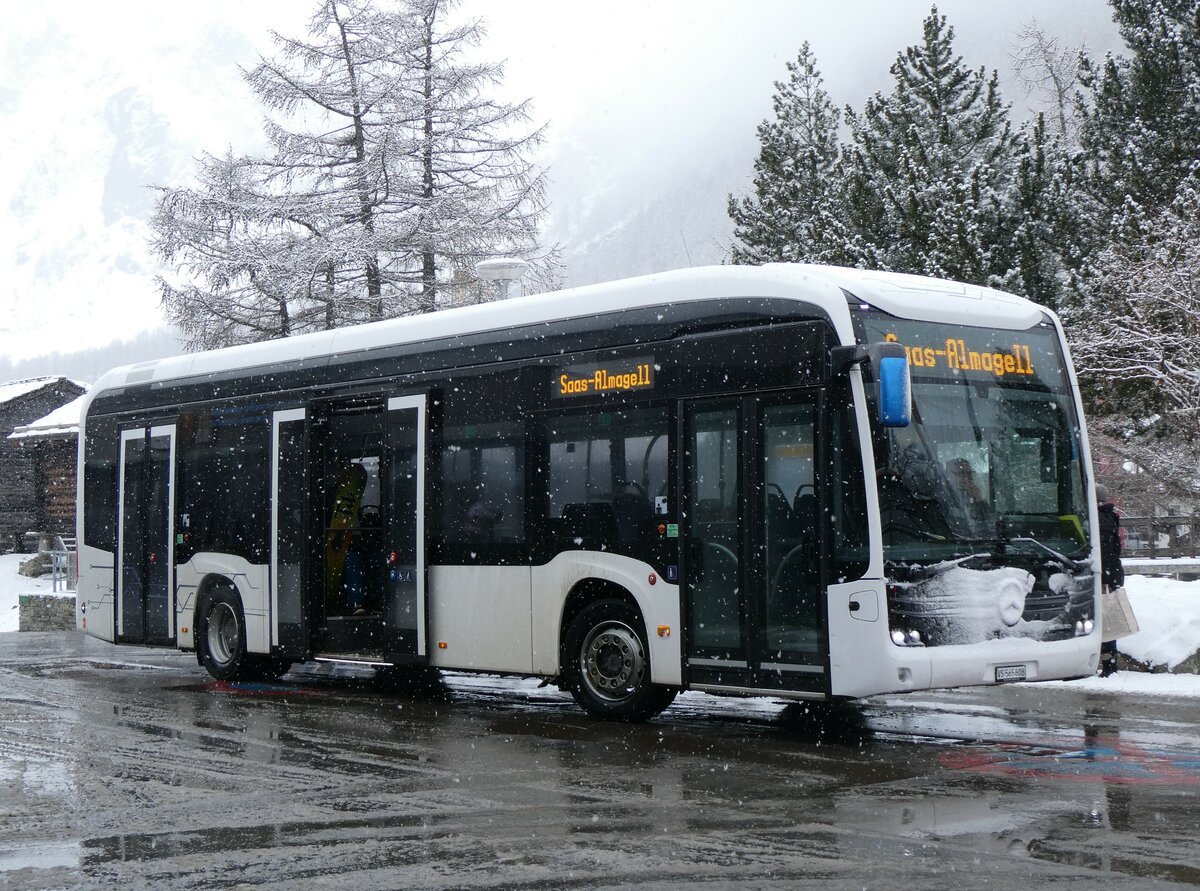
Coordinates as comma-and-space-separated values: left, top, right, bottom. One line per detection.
871, 343, 911, 428
830, 342, 911, 428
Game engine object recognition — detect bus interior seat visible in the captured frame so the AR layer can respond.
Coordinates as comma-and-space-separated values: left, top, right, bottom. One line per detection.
792, 490, 817, 533
697, 498, 725, 522
766, 490, 791, 538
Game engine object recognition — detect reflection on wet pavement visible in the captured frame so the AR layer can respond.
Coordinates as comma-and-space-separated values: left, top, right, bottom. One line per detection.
1, 633, 1197, 888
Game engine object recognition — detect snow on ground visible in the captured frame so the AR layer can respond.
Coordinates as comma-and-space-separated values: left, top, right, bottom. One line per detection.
1119, 574, 1200, 671
0, 553, 63, 633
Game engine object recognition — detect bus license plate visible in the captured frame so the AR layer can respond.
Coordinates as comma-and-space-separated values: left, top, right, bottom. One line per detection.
995, 664, 1027, 682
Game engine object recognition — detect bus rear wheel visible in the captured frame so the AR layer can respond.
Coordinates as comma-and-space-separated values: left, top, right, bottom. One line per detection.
197, 585, 280, 682
198, 588, 292, 682
565, 599, 676, 722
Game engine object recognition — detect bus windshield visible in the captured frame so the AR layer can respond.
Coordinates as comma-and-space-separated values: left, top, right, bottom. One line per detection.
856, 313, 1090, 565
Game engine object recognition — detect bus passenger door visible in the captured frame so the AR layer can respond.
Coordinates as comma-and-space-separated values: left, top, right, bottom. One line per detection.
682, 393, 827, 695
384, 395, 427, 659
682, 402, 749, 681
116, 425, 175, 646
755, 394, 827, 693
271, 409, 307, 653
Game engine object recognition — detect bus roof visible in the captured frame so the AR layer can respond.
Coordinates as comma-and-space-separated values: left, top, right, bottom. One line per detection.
90, 264, 1045, 397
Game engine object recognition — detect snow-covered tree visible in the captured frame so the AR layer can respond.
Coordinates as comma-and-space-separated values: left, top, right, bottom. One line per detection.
1009, 21, 1088, 145
1077, 0, 1200, 227
729, 7, 1096, 312
727, 43, 841, 264
837, 8, 1016, 284
1066, 0, 1200, 477
998, 115, 1101, 311
151, 151, 339, 347
1068, 176, 1200, 488
152, 0, 555, 350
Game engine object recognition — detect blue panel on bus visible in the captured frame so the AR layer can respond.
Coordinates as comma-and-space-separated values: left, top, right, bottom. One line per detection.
878, 356, 912, 427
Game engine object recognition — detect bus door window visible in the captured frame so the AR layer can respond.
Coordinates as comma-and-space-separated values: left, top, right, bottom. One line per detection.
686, 406, 743, 654
321, 406, 385, 617
760, 401, 819, 655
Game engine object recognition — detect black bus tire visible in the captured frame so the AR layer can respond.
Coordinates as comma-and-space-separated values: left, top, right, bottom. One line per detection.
565, 599, 676, 722
197, 586, 251, 681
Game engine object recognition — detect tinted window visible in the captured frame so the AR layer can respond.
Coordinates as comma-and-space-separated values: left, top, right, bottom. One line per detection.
439, 420, 525, 544
830, 387, 869, 582
177, 406, 270, 562
84, 416, 118, 550
546, 406, 668, 549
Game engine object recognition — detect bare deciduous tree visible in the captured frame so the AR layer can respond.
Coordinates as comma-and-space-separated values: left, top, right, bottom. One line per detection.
152, 0, 557, 351
1010, 20, 1086, 144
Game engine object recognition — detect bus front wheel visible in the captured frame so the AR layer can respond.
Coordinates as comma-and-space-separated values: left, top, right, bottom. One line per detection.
565, 599, 676, 722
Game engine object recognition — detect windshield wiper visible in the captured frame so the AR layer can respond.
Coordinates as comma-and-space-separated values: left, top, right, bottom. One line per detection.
994, 517, 1089, 571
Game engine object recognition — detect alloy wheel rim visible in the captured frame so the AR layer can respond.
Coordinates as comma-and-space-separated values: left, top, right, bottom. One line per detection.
581, 620, 645, 702
208, 602, 239, 666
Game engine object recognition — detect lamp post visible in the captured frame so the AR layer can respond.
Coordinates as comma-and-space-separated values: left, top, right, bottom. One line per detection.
474, 257, 531, 300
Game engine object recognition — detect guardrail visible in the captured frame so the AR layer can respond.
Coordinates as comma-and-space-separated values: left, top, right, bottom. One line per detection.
50, 535, 77, 592
1120, 515, 1200, 559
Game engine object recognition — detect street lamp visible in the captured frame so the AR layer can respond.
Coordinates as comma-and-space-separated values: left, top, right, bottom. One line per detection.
474, 257, 531, 299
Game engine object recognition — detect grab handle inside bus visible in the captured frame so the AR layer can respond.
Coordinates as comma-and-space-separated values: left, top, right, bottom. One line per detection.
831, 342, 911, 428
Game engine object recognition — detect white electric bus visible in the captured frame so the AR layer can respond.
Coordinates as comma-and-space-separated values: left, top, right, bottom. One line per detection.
76, 265, 1100, 720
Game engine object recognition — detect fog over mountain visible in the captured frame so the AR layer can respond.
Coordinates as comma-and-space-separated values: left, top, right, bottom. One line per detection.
2, 1, 1121, 381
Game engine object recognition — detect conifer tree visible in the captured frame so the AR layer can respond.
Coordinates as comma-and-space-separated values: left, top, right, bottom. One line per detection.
998, 115, 1099, 311
727, 43, 841, 264
1078, 0, 1200, 227
1069, 0, 1200, 437
1068, 175, 1200, 492
838, 8, 1015, 284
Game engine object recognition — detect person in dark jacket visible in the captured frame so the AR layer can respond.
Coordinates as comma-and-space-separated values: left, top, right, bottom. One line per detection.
1096, 484, 1124, 675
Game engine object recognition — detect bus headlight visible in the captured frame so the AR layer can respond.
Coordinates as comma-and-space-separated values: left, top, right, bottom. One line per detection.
891, 629, 925, 647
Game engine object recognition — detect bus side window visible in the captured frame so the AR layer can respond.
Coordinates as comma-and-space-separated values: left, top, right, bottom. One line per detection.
830, 390, 869, 582
177, 408, 270, 564
438, 421, 525, 545
545, 405, 668, 553
84, 416, 119, 551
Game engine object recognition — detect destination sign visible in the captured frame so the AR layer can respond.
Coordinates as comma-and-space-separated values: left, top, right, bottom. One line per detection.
554, 356, 655, 398
883, 333, 1036, 379
857, 316, 1068, 389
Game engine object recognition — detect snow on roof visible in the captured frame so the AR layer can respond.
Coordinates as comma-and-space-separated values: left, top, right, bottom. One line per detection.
8, 392, 89, 441
88, 264, 1047, 399
0, 376, 72, 407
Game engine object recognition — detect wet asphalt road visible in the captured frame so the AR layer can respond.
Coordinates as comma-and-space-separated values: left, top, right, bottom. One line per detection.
2, 632, 1199, 890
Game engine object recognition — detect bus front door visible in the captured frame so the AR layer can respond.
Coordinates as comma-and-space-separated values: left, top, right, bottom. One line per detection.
310, 395, 427, 662
116, 425, 176, 646
682, 394, 828, 696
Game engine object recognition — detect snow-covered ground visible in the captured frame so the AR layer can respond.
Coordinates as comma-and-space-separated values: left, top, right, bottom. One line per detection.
0, 553, 61, 633
2, 558, 1198, 692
